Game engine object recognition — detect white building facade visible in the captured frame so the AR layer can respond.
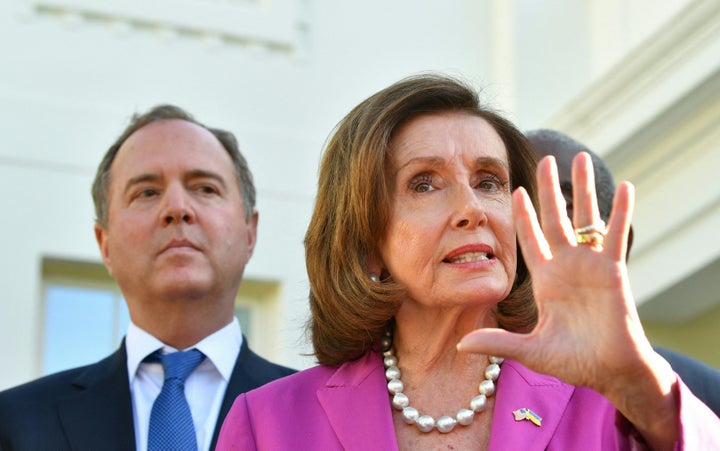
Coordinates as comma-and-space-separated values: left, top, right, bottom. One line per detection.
1, 0, 717, 390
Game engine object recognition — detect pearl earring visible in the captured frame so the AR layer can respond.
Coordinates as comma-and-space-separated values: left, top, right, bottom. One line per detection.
370, 274, 379, 282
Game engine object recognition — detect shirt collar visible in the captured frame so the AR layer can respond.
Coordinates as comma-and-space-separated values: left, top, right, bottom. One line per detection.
126, 318, 243, 383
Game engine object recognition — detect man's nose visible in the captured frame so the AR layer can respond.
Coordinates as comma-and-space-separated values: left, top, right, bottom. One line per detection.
161, 186, 195, 225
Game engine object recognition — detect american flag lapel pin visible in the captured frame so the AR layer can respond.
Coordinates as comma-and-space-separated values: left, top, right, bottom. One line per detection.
512, 407, 542, 427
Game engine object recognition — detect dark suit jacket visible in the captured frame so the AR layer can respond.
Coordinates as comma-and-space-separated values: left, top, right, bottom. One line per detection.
655, 345, 720, 417
0, 338, 295, 450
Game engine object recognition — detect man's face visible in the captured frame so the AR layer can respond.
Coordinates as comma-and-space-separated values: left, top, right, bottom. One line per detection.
95, 119, 257, 317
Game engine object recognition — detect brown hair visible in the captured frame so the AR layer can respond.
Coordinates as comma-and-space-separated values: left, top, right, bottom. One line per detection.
91, 104, 255, 228
305, 73, 539, 366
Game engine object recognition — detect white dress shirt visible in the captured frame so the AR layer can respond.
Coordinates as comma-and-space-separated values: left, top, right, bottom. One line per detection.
125, 318, 243, 451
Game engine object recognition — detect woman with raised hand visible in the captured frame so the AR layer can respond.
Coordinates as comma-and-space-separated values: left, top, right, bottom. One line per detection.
217, 73, 719, 450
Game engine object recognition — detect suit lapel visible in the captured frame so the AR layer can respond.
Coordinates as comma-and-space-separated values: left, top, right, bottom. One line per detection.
488, 360, 575, 451
211, 340, 253, 448
210, 338, 295, 449
56, 344, 136, 451
317, 352, 399, 451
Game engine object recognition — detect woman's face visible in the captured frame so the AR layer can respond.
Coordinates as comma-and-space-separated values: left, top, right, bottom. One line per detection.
379, 111, 517, 310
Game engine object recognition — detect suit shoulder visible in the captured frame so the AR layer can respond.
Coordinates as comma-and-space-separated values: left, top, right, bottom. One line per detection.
239, 343, 297, 378
654, 346, 720, 416
0, 364, 97, 438
0, 345, 126, 409
259, 358, 296, 378
0, 364, 92, 406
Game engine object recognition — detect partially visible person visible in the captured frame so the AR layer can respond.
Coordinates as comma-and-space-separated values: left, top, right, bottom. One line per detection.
653, 347, 720, 416
526, 127, 720, 417
0, 105, 295, 450
217, 74, 720, 450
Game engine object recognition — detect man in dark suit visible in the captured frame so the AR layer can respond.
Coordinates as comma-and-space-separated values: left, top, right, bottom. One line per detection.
526, 128, 720, 417
0, 105, 295, 450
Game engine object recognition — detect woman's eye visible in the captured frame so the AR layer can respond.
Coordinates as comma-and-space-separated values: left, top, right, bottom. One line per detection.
410, 175, 435, 193
478, 180, 498, 190
476, 174, 507, 192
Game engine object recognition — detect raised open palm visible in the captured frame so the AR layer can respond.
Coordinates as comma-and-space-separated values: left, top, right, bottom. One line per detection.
458, 154, 679, 443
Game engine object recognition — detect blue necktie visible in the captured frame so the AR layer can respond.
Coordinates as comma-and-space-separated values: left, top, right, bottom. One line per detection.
147, 349, 206, 451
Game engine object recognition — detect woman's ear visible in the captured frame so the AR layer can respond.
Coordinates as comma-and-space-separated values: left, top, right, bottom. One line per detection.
367, 253, 385, 281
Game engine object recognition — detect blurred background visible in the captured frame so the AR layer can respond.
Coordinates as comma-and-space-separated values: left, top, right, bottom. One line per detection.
1, 0, 718, 390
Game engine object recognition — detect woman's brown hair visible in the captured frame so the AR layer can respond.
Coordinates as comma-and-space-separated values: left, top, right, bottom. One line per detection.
305, 73, 538, 366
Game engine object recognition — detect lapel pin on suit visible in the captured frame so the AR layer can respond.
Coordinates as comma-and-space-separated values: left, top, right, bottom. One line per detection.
513, 408, 542, 427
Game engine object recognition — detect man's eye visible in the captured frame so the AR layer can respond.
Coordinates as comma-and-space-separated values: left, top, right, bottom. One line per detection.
140, 189, 158, 197
198, 185, 218, 194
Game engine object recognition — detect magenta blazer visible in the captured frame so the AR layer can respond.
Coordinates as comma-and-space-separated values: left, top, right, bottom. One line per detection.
217, 351, 720, 450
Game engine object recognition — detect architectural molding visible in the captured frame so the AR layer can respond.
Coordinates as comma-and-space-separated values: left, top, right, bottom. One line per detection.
546, 0, 720, 322
546, 0, 720, 158
30, 0, 306, 53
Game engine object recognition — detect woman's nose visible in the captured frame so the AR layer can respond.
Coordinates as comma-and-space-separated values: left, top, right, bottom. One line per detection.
452, 185, 487, 229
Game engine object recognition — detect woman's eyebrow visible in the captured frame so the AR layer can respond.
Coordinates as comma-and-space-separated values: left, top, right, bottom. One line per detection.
473, 156, 508, 171
393, 156, 446, 176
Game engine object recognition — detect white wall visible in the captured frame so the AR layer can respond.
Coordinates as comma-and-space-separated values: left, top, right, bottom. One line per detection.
2, 0, 713, 390
0, 0, 498, 389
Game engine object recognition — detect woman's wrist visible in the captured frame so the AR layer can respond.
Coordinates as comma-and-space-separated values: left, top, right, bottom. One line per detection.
604, 352, 679, 450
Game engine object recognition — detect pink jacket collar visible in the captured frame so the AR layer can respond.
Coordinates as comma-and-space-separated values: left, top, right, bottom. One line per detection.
315, 351, 577, 451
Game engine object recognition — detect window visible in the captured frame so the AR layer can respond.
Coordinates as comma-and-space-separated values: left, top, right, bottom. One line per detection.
42, 258, 127, 375
234, 279, 284, 359
41, 258, 282, 374
43, 284, 129, 374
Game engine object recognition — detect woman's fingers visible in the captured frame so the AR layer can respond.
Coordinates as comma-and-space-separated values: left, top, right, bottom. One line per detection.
571, 152, 603, 236
468, 153, 640, 392
536, 157, 575, 248
457, 328, 528, 361
514, 155, 579, 268
605, 181, 635, 262
512, 187, 548, 269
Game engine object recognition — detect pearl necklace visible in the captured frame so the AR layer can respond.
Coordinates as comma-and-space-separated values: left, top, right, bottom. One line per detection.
381, 330, 503, 434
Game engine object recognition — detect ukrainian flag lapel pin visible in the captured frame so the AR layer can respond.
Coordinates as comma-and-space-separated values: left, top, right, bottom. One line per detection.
512, 408, 542, 427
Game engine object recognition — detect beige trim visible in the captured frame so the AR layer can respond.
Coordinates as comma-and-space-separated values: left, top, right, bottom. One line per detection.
545, 0, 720, 323
546, 0, 720, 156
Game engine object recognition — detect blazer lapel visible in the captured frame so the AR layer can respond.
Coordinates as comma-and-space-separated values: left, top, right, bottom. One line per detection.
210, 338, 295, 449
489, 360, 575, 451
56, 344, 136, 451
317, 352, 399, 451
312, 355, 575, 450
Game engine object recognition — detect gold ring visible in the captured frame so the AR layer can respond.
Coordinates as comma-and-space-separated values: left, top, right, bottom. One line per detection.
575, 231, 604, 246
574, 222, 606, 246
574, 221, 606, 235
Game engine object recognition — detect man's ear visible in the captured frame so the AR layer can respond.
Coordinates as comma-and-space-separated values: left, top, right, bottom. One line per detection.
94, 223, 113, 276
245, 210, 259, 259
